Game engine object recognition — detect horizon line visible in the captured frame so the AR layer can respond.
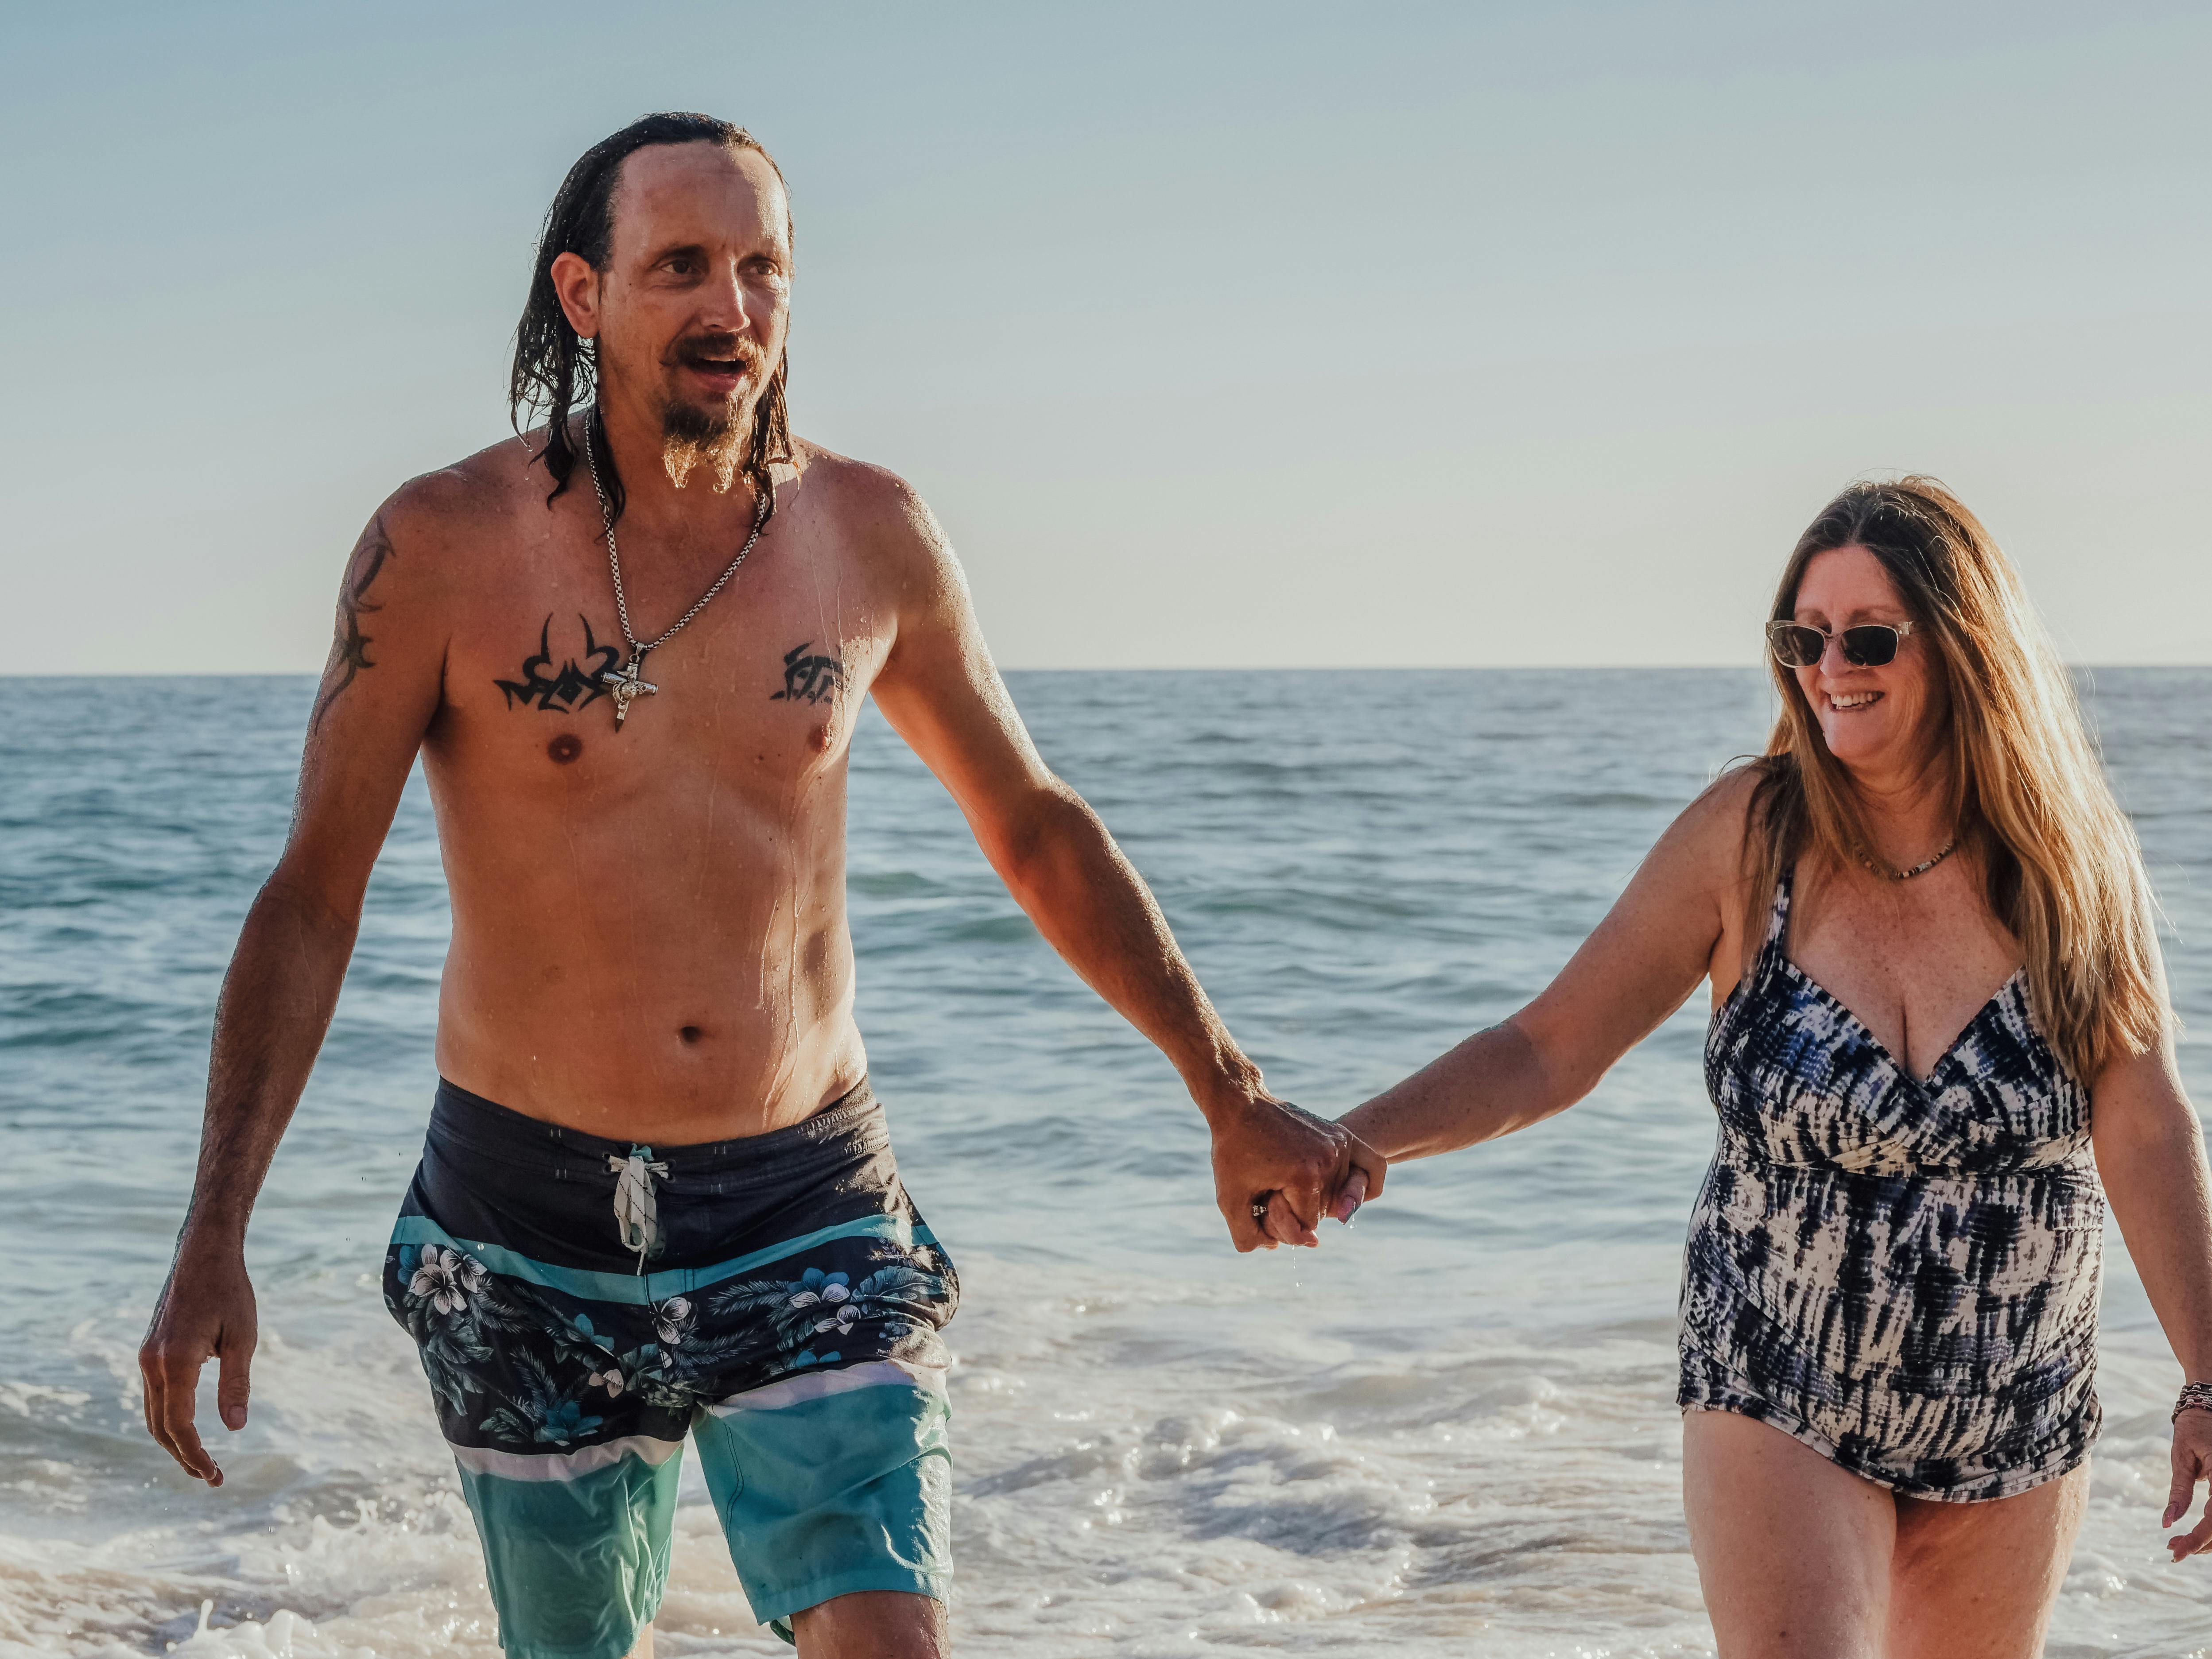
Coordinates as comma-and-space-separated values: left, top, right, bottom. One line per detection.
6, 663, 2208, 680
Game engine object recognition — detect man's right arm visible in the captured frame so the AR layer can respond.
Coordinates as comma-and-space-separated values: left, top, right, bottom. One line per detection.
140, 494, 446, 1485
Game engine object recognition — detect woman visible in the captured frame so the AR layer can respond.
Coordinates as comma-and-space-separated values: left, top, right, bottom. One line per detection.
1338, 478, 2212, 1656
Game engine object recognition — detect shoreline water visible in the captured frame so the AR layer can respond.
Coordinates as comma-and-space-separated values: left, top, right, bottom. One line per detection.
3, 668, 2207, 1657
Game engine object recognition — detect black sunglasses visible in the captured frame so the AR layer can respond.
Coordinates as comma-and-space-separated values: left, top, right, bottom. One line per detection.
1766, 619, 1913, 669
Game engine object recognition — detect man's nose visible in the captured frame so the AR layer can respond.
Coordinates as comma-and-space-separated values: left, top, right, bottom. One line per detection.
697, 260, 753, 332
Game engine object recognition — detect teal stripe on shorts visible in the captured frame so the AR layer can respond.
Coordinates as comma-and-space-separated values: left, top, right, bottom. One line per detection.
695, 1372, 953, 1641
455, 1442, 684, 1659
389, 1211, 930, 1305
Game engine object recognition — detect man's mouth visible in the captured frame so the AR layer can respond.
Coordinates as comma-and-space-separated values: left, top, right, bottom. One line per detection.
671, 340, 757, 392
1828, 690, 1884, 711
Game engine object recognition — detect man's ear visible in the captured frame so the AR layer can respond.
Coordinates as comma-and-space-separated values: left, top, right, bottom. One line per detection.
551, 251, 601, 341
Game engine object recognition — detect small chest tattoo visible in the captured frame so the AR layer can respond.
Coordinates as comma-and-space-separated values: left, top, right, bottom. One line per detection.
770, 641, 847, 706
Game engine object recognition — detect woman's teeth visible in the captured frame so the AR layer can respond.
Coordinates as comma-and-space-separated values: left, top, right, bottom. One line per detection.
1830, 690, 1884, 710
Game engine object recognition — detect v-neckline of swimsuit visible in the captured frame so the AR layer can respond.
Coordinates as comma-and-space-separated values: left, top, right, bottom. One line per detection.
1773, 951, 2027, 1093
1676, 866, 2103, 1503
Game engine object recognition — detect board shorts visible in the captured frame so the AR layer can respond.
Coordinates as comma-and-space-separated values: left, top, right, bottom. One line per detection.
383, 1078, 958, 1659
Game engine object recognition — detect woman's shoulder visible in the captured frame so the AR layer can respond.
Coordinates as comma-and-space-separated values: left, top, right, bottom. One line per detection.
1653, 761, 1769, 880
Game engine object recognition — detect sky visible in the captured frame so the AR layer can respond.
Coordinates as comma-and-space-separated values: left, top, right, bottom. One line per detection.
4, 0, 2208, 673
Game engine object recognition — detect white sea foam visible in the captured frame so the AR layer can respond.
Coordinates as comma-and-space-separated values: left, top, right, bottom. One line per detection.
6, 1253, 2210, 1657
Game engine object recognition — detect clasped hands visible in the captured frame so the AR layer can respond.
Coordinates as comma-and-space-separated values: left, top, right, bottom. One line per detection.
1207, 1092, 1385, 1253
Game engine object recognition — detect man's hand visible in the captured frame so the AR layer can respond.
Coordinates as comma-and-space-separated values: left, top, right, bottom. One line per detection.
1209, 1094, 1385, 1252
139, 1241, 259, 1487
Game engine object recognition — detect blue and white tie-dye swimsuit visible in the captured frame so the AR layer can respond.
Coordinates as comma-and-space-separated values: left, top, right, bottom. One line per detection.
1679, 868, 2103, 1501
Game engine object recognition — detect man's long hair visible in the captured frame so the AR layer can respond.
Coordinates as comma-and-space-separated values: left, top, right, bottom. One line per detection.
509, 112, 792, 523
1739, 476, 2164, 1084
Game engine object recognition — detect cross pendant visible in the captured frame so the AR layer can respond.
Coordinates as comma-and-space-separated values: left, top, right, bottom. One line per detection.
601, 652, 659, 730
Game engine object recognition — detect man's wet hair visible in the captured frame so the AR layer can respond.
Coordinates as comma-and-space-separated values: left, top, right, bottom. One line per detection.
511, 112, 792, 519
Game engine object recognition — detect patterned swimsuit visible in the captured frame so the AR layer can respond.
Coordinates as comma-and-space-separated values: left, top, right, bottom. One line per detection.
1678, 869, 2103, 1501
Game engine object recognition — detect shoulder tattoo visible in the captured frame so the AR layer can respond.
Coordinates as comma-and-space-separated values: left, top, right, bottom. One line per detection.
311, 516, 394, 732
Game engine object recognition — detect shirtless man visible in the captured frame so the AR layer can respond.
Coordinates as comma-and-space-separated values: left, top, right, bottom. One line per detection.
138, 113, 1380, 1659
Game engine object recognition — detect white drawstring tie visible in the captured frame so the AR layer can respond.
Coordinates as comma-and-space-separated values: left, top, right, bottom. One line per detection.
608, 1146, 670, 1274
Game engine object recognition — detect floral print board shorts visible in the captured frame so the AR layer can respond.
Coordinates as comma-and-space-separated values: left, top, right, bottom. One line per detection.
383, 1078, 958, 1659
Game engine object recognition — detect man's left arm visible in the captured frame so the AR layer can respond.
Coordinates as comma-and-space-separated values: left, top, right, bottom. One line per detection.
863, 484, 1381, 1251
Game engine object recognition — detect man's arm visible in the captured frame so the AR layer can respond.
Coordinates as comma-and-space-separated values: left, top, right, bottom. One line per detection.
140, 499, 445, 1484
863, 482, 1380, 1252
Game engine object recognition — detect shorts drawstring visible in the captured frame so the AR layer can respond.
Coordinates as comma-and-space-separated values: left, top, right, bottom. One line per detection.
609, 1146, 670, 1273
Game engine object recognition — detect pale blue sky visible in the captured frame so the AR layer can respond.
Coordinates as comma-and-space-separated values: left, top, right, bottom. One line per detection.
5, 1, 2207, 672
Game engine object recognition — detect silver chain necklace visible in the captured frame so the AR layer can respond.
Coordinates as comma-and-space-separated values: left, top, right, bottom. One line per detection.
583, 408, 770, 730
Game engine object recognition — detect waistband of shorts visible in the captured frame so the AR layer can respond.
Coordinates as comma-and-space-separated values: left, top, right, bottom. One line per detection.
427, 1075, 885, 1183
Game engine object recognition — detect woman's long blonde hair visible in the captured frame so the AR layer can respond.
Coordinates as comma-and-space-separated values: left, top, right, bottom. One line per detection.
1742, 476, 2164, 1083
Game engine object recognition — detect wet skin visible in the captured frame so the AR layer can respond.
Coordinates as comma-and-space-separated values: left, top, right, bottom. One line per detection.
405, 429, 902, 1143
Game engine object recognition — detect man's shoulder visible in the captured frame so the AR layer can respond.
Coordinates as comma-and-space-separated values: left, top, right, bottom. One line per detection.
784, 438, 955, 593
786, 438, 928, 529
381, 432, 545, 538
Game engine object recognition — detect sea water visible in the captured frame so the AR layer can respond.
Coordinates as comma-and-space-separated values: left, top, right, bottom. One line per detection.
2, 669, 2208, 1659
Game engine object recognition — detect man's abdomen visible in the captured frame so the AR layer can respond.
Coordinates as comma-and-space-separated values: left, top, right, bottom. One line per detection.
426, 774, 866, 1141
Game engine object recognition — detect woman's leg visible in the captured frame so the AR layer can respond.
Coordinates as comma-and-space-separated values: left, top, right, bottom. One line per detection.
1886, 1464, 2088, 1659
1683, 1410, 1897, 1659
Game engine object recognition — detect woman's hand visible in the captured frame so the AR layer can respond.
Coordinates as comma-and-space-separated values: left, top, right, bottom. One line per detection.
2164, 1408, 2212, 1559
1210, 1093, 1385, 1251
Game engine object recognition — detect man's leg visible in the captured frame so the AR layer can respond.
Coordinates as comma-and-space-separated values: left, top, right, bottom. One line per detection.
788, 1591, 945, 1658
1682, 1409, 1896, 1659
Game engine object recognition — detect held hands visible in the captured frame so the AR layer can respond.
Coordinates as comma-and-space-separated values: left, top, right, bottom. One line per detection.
2165, 1407, 2212, 1559
1207, 1092, 1385, 1252
138, 1241, 259, 1487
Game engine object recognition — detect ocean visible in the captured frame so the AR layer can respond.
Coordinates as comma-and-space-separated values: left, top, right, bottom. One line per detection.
3, 668, 2208, 1658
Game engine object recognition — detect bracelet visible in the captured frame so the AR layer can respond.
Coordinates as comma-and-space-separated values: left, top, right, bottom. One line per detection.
2174, 1383, 2212, 1421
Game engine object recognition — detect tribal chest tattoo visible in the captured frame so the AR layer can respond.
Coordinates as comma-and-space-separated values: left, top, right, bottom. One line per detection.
495, 615, 620, 713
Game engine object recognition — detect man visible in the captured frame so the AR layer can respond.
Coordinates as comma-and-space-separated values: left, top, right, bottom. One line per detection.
139, 112, 1379, 1659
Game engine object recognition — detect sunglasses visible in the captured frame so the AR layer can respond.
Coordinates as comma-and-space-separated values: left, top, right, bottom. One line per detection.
1766, 619, 1913, 669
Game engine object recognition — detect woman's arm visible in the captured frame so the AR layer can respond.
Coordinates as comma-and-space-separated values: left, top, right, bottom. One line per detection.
2090, 1026, 2212, 1560
1342, 771, 1750, 1162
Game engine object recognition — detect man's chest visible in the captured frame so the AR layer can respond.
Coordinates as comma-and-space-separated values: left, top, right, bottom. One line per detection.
434, 530, 892, 783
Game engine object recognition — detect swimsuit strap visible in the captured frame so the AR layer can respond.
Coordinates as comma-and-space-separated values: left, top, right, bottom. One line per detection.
1752, 866, 1795, 985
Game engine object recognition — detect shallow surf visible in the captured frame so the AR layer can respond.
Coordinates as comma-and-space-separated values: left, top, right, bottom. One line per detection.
4, 668, 2208, 1656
